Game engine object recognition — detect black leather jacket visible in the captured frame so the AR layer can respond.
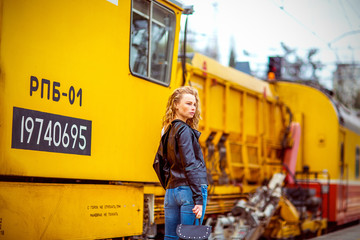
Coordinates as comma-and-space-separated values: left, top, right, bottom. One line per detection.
165, 120, 208, 205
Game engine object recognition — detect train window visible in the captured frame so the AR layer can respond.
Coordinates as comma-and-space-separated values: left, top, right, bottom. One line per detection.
356, 146, 360, 178
130, 0, 175, 85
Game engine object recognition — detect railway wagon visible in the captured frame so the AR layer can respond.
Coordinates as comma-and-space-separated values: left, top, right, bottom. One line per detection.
0, 0, 182, 238
275, 81, 360, 226
0, 0, 288, 239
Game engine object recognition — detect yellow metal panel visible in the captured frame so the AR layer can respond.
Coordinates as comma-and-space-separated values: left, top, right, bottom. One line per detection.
0, 182, 144, 239
241, 93, 251, 181
263, 101, 272, 138
279, 198, 299, 222
184, 51, 287, 185
344, 128, 360, 180
294, 112, 305, 171
273, 104, 284, 143
224, 83, 230, 133
244, 94, 257, 137
267, 103, 275, 140
276, 82, 339, 177
189, 73, 206, 129
225, 140, 235, 180
209, 84, 225, 131
228, 89, 242, 133
0, 0, 183, 182
191, 54, 274, 98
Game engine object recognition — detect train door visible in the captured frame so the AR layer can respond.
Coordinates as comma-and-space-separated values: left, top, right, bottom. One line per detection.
338, 130, 348, 218
356, 146, 360, 179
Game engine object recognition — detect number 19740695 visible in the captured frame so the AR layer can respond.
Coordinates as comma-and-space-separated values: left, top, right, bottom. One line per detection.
12, 107, 92, 155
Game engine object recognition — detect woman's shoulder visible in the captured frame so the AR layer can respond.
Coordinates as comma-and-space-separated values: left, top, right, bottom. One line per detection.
171, 120, 201, 139
171, 119, 190, 134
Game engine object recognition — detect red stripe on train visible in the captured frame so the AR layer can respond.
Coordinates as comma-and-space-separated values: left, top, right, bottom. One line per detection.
288, 182, 360, 225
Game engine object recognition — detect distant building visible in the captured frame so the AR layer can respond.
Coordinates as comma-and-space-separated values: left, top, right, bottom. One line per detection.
333, 64, 360, 109
235, 62, 252, 75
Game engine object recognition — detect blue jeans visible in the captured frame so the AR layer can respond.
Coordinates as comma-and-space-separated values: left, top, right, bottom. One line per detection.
164, 184, 208, 240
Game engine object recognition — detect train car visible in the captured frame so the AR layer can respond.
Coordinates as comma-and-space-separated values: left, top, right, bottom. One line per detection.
1, 0, 358, 239
0, 0, 288, 239
0, 0, 183, 239
275, 81, 360, 226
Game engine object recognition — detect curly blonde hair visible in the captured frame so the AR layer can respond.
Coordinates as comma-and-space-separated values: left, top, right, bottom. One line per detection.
162, 86, 201, 131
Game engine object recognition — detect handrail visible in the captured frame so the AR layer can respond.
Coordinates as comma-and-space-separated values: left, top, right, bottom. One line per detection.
295, 170, 331, 221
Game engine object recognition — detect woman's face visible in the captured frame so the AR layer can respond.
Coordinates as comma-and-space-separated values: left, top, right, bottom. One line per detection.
175, 93, 196, 122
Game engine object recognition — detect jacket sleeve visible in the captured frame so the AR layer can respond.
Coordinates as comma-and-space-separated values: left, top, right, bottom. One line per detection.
177, 126, 203, 205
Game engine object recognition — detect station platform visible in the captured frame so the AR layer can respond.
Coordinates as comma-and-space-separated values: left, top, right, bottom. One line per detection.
311, 224, 360, 240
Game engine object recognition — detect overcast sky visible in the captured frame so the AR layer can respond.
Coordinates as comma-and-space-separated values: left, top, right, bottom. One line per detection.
180, 0, 360, 89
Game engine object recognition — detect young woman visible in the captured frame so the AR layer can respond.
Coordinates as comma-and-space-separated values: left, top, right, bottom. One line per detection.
161, 86, 208, 240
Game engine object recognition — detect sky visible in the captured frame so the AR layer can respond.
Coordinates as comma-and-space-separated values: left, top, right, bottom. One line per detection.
179, 0, 360, 89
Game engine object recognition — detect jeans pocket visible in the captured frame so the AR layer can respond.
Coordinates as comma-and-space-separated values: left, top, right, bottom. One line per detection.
177, 186, 194, 205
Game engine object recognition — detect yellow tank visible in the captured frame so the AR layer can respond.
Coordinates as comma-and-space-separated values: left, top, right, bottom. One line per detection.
0, 0, 290, 239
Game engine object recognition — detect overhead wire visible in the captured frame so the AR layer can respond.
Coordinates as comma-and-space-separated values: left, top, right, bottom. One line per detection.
339, 0, 353, 29
345, 0, 360, 20
329, 30, 360, 46
270, 0, 360, 64
270, 0, 328, 45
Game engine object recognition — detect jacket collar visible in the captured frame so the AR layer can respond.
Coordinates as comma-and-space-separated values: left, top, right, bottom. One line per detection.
171, 119, 201, 139
171, 119, 186, 125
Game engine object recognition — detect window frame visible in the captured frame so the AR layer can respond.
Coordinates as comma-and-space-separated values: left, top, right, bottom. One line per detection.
129, 0, 176, 86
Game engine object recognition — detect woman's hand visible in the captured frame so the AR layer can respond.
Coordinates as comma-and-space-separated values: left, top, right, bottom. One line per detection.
192, 205, 203, 219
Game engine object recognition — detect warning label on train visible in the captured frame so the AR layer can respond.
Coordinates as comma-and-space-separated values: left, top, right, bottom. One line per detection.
11, 107, 92, 155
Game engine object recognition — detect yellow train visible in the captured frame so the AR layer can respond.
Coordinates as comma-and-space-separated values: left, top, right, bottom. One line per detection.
0, 0, 359, 239
276, 82, 360, 226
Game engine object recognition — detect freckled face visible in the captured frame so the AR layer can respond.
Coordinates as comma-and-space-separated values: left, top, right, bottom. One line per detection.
175, 93, 196, 122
